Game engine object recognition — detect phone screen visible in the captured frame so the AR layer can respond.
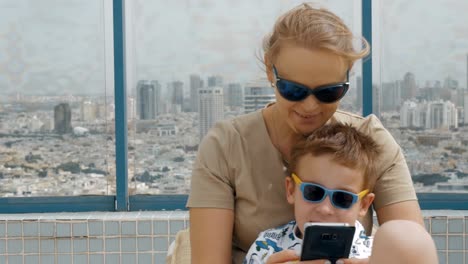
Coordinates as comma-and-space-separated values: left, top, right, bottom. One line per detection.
300, 223, 355, 263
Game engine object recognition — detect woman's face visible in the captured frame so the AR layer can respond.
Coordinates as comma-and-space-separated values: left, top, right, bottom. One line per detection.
267, 44, 349, 135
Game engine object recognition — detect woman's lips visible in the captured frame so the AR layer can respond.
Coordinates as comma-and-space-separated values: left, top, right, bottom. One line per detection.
295, 111, 320, 121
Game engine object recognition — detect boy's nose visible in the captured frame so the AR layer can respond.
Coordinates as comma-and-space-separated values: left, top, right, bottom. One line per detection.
315, 196, 335, 215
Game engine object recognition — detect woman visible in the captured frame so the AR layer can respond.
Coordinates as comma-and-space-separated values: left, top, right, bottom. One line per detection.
187, 3, 424, 264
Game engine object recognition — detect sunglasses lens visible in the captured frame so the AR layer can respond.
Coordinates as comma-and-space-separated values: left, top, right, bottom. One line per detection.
277, 80, 308, 101
314, 85, 347, 103
303, 184, 326, 202
332, 191, 355, 209
277, 81, 349, 103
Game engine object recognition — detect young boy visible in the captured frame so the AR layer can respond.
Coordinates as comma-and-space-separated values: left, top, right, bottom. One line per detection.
244, 123, 379, 264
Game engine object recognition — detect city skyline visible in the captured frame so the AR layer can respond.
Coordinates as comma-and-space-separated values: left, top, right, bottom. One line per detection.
1, 87, 467, 197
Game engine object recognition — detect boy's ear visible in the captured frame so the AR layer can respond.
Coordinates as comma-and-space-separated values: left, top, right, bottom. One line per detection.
285, 177, 296, 205
358, 192, 375, 218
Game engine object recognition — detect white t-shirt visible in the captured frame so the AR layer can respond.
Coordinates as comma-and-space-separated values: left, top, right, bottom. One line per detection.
244, 220, 372, 264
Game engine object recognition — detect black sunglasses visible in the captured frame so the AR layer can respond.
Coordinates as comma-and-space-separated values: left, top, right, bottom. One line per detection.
292, 173, 368, 210
272, 65, 349, 103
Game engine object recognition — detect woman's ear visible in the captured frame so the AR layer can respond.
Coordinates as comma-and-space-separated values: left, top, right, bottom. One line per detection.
358, 193, 375, 218
285, 177, 296, 205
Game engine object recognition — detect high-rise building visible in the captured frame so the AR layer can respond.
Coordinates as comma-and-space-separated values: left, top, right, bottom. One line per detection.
54, 103, 72, 134
400, 101, 417, 128
153, 82, 163, 115
169, 81, 184, 106
464, 92, 468, 125
190, 74, 203, 112
456, 106, 464, 127
199, 87, 224, 141
401, 72, 417, 100
381, 81, 401, 112
137, 80, 161, 120
372, 84, 381, 118
225, 83, 243, 109
400, 100, 457, 130
466, 54, 468, 89
207, 75, 223, 87
428, 102, 444, 129
244, 79, 275, 114
427, 101, 457, 130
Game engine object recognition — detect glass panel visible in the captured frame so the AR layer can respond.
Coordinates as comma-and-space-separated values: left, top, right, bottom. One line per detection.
127, 0, 362, 194
0, 0, 115, 196
374, 1, 468, 192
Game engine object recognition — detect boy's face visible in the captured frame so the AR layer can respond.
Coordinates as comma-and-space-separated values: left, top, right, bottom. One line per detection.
286, 154, 374, 236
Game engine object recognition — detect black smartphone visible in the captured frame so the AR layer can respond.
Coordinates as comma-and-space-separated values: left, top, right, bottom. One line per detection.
300, 222, 355, 263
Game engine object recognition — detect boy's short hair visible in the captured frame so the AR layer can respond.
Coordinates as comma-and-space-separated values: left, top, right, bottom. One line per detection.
289, 123, 381, 191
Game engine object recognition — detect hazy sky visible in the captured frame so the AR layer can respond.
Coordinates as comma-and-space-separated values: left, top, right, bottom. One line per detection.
374, 0, 468, 86
0, 0, 467, 96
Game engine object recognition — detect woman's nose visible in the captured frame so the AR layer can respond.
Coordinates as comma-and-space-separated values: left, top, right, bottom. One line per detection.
301, 94, 321, 112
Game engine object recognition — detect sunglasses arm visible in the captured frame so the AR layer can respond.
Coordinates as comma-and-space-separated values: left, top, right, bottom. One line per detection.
357, 189, 369, 199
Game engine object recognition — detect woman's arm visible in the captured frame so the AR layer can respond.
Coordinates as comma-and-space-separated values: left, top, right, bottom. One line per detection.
369, 220, 437, 264
190, 208, 235, 264
375, 200, 424, 226
337, 203, 425, 264
359, 115, 424, 227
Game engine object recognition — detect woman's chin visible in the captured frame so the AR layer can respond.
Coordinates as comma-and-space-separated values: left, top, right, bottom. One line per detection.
290, 116, 325, 135
293, 123, 321, 136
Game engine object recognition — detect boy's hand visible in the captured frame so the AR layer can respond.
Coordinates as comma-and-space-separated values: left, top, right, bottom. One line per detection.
266, 250, 299, 264
266, 250, 356, 264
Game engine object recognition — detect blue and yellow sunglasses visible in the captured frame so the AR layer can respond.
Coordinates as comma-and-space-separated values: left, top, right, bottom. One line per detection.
291, 173, 368, 210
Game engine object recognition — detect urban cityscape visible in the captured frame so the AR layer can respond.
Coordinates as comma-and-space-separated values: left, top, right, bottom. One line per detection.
1, 56, 468, 197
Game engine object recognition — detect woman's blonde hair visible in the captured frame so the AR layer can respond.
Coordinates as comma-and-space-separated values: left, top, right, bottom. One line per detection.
262, 3, 370, 70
